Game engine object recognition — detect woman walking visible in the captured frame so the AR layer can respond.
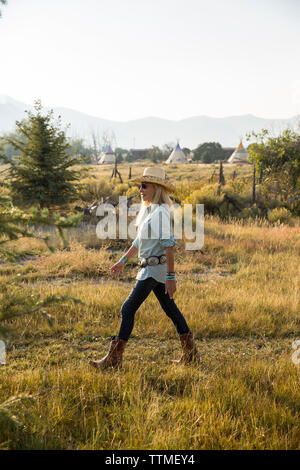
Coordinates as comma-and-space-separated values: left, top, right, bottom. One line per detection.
89, 167, 199, 370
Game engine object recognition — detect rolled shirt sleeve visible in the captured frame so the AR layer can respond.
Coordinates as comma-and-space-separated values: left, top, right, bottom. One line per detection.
160, 235, 178, 248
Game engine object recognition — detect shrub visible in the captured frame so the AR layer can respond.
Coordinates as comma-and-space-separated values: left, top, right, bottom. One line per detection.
112, 183, 130, 198
239, 206, 260, 219
79, 178, 113, 202
126, 186, 140, 199
184, 185, 223, 215
267, 207, 293, 225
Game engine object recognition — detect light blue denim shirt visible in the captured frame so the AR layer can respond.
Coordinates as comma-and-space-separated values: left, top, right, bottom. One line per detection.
132, 203, 178, 283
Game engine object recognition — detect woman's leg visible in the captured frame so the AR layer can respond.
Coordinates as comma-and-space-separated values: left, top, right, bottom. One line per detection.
153, 282, 200, 364
152, 282, 190, 335
117, 277, 157, 341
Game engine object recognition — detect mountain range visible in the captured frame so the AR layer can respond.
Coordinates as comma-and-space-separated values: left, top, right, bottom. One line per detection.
1, 95, 299, 149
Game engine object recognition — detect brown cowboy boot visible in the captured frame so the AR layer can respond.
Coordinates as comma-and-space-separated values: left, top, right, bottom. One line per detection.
89, 336, 127, 370
172, 333, 200, 365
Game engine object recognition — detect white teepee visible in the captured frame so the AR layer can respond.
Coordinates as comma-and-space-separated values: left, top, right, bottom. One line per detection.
98, 144, 116, 164
166, 143, 187, 164
227, 140, 250, 164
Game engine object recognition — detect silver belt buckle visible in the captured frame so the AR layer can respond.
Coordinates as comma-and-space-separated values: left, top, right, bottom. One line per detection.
140, 258, 147, 267
148, 256, 159, 266
159, 255, 167, 264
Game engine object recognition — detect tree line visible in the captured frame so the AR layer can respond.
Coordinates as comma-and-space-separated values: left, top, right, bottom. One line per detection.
1, 101, 299, 211
0, 132, 233, 165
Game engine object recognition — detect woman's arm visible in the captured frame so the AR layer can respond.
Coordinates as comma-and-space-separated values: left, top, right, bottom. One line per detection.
109, 243, 138, 276
165, 245, 176, 299
125, 244, 138, 261
165, 245, 175, 273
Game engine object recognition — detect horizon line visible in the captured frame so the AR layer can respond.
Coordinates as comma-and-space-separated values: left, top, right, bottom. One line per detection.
1, 94, 299, 123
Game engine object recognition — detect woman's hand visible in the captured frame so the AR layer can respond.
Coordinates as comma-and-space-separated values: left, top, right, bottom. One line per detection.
165, 279, 176, 299
109, 261, 125, 276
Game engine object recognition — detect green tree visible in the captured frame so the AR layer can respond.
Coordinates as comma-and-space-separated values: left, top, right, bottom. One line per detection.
147, 146, 164, 163
247, 127, 300, 201
2, 100, 83, 209
193, 142, 225, 163
0, 132, 25, 162
182, 147, 191, 156
125, 152, 134, 163
115, 147, 126, 163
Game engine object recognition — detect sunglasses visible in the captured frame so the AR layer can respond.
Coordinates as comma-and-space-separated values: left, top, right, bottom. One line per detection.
139, 183, 148, 190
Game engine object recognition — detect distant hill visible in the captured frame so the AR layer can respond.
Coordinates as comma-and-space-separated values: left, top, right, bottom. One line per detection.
0, 95, 299, 149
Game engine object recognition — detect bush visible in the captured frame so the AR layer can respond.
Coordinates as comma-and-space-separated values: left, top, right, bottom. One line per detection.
126, 186, 140, 199
267, 207, 293, 225
184, 185, 223, 215
79, 178, 113, 202
239, 206, 260, 219
112, 183, 130, 198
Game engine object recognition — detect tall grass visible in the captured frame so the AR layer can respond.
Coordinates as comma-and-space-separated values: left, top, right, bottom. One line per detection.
0, 162, 299, 450
0, 215, 299, 449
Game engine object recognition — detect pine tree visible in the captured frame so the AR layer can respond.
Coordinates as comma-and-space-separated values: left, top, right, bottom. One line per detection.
4, 100, 83, 209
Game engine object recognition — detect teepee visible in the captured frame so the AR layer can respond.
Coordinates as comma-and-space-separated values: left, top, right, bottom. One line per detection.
166, 143, 187, 164
98, 144, 116, 164
227, 140, 250, 164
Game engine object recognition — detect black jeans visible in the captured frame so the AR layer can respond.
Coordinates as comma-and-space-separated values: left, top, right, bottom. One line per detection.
117, 277, 190, 341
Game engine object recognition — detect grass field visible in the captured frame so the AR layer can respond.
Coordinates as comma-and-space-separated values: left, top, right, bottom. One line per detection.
0, 162, 299, 450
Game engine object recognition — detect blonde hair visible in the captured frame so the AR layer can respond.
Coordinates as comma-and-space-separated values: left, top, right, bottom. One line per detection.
135, 184, 173, 227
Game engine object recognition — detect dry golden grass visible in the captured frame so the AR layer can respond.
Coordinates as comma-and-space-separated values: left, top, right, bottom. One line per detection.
1, 213, 299, 450
0, 162, 299, 449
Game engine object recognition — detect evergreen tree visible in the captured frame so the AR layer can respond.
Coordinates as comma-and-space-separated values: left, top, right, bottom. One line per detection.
3, 100, 83, 209
0, 132, 24, 162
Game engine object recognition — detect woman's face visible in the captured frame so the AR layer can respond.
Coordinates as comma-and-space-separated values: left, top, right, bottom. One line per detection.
139, 182, 156, 203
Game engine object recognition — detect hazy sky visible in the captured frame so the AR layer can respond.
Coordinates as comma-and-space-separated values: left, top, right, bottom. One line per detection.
1, 0, 299, 121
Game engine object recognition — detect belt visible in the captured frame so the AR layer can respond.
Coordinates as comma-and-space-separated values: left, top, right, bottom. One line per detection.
138, 255, 167, 268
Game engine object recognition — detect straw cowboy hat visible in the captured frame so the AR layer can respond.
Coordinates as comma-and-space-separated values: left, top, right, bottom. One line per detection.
132, 167, 175, 193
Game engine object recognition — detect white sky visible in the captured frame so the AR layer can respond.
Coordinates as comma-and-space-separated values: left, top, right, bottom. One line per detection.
1, 0, 300, 121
